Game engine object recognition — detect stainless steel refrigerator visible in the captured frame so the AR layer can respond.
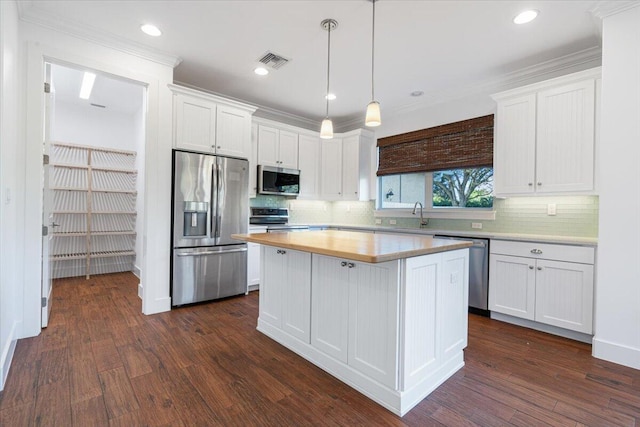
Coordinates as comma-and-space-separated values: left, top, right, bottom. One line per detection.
171, 150, 248, 306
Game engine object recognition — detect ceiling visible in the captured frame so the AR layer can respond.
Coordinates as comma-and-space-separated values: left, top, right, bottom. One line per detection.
20, 1, 622, 129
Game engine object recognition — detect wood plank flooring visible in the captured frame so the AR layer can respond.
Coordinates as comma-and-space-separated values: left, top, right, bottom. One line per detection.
1, 272, 639, 426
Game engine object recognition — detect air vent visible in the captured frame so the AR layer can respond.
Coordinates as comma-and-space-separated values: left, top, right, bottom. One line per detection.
257, 51, 291, 70
90, 103, 106, 108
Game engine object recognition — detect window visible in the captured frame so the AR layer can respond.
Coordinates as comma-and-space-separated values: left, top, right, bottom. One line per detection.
378, 167, 493, 210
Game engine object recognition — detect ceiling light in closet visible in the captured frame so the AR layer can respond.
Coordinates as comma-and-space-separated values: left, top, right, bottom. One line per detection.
141, 24, 162, 36
513, 10, 538, 24
79, 72, 96, 100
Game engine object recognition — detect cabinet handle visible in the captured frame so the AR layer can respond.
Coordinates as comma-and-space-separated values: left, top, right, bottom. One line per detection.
528, 182, 533, 186
537, 182, 542, 186
347, 262, 355, 269
277, 249, 287, 255
530, 249, 543, 255
537, 266, 542, 271
341, 261, 347, 267
529, 265, 534, 270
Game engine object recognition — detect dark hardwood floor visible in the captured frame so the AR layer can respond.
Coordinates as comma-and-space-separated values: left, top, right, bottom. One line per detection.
1, 272, 639, 426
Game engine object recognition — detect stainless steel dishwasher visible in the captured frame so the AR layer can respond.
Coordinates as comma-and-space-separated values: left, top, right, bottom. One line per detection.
434, 235, 489, 316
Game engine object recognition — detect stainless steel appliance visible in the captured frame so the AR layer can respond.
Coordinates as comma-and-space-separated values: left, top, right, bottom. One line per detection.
257, 165, 300, 196
434, 235, 490, 316
249, 207, 309, 232
171, 150, 248, 306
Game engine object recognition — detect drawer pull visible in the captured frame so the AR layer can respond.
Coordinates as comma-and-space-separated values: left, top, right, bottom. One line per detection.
537, 266, 543, 271
347, 262, 356, 269
529, 265, 534, 270
530, 249, 543, 255
277, 249, 287, 255
341, 261, 348, 267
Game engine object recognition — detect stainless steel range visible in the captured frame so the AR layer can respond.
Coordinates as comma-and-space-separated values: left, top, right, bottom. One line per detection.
249, 207, 309, 232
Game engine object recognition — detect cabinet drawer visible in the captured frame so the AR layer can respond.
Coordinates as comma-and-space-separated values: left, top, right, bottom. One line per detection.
490, 240, 594, 264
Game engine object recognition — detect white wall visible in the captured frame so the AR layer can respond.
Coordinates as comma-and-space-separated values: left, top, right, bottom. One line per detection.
0, 0, 23, 390
593, 5, 640, 369
134, 104, 145, 277
52, 100, 140, 151
19, 19, 174, 346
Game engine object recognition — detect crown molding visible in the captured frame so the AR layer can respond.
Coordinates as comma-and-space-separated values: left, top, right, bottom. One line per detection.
590, 1, 640, 19
17, 1, 182, 68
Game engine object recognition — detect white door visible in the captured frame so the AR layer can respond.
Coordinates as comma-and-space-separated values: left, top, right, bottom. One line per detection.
41, 63, 55, 328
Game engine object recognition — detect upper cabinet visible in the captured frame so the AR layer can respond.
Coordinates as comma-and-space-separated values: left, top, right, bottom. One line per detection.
170, 85, 256, 159
492, 68, 600, 196
320, 129, 375, 201
257, 125, 299, 169
298, 133, 322, 199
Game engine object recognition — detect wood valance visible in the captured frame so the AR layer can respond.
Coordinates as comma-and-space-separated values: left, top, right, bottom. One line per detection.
376, 114, 494, 176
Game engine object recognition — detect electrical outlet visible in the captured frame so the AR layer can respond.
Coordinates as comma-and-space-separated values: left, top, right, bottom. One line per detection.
471, 222, 482, 229
389, 219, 397, 225
547, 203, 557, 216
375, 219, 382, 225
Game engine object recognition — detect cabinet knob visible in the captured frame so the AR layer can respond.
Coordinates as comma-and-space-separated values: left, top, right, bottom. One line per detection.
530, 249, 543, 255
537, 266, 542, 271
217, 145, 221, 149
529, 265, 534, 270
528, 182, 533, 186
537, 182, 542, 186
341, 261, 347, 267
347, 262, 355, 269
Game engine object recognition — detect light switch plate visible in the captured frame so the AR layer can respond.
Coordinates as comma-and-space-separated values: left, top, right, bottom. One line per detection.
375, 219, 382, 225
471, 222, 482, 229
547, 203, 557, 216
389, 219, 397, 225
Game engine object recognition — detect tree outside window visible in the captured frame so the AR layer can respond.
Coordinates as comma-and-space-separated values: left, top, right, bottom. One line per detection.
432, 167, 493, 208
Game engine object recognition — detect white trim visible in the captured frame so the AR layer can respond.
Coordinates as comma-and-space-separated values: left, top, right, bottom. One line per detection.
374, 208, 496, 221
1, 321, 18, 391
168, 83, 257, 114
490, 312, 593, 344
593, 337, 640, 370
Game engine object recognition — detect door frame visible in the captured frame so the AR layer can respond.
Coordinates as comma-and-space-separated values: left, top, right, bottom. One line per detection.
23, 41, 171, 337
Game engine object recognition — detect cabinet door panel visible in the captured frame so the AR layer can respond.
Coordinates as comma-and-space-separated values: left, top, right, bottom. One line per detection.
494, 94, 536, 195
320, 139, 343, 200
282, 250, 312, 343
536, 80, 595, 193
535, 260, 593, 334
216, 105, 249, 158
489, 254, 535, 320
259, 246, 283, 327
311, 254, 349, 363
175, 94, 216, 152
341, 136, 360, 201
348, 261, 399, 389
298, 134, 321, 199
278, 130, 299, 169
441, 249, 469, 358
257, 125, 279, 167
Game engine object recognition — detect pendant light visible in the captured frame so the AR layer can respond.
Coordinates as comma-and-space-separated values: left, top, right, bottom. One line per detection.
320, 19, 337, 139
365, 0, 381, 127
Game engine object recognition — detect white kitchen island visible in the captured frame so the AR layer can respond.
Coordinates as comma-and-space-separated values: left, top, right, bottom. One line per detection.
232, 230, 472, 416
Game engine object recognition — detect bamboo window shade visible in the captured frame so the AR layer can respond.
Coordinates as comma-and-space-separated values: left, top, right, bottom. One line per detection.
376, 114, 494, 176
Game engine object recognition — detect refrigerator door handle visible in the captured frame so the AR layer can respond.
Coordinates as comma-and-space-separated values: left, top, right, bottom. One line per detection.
211, 162, 219, 240
176, 248, 248, 257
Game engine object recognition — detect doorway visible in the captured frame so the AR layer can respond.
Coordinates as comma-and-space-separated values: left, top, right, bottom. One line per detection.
42, 62, 146, 327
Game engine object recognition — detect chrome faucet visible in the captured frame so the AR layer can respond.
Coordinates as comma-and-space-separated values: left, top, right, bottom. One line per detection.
412, 201, 429, 228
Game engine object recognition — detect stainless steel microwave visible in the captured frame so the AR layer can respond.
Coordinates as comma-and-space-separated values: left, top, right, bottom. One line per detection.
257, 165, 300, 196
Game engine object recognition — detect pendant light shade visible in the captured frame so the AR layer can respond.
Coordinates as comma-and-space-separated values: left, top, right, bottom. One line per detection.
320, 19, 337, 140
320, 118, 334, 139
365, 101, 381, 127
366, 0, 381, 127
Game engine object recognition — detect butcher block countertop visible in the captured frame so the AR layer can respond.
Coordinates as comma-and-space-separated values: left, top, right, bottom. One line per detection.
231, 230, 473, 263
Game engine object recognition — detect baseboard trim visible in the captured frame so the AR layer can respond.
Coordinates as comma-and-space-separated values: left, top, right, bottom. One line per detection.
143, 296, 171, 315
1, 321, 18, 391
138, 282, 143, 299
133, 265, 141, 278
593, 337, 640, 370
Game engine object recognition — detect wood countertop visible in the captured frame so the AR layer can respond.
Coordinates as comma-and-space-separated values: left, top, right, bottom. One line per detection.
232, 230, 473, 263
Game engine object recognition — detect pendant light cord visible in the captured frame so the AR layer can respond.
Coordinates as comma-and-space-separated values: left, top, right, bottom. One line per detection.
371, 0, 376, 101
326, 23, 331, 118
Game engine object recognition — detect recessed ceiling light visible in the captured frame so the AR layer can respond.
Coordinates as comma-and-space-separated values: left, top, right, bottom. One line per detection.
410, 91, 424, 97
140, 24, 162, 37
254, 67, 269, 76
79, 72, 96, 100
325, 93, 336, 100
513, 10, 539, 25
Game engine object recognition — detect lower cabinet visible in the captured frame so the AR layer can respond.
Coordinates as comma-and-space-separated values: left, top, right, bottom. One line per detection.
311, 254, 399, 388
259, 246, 311, 343
489, 240, 595, 334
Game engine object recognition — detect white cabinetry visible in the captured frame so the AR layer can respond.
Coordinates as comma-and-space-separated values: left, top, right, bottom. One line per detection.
489, 240, 595, 335
320, 129, 375, 201
247, 225, 266, 291
297, 133, 321, 199
257, 125, 299, 169
170, 85, 255, 158
492, 68, 600, 196
260, 246, 311, 343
